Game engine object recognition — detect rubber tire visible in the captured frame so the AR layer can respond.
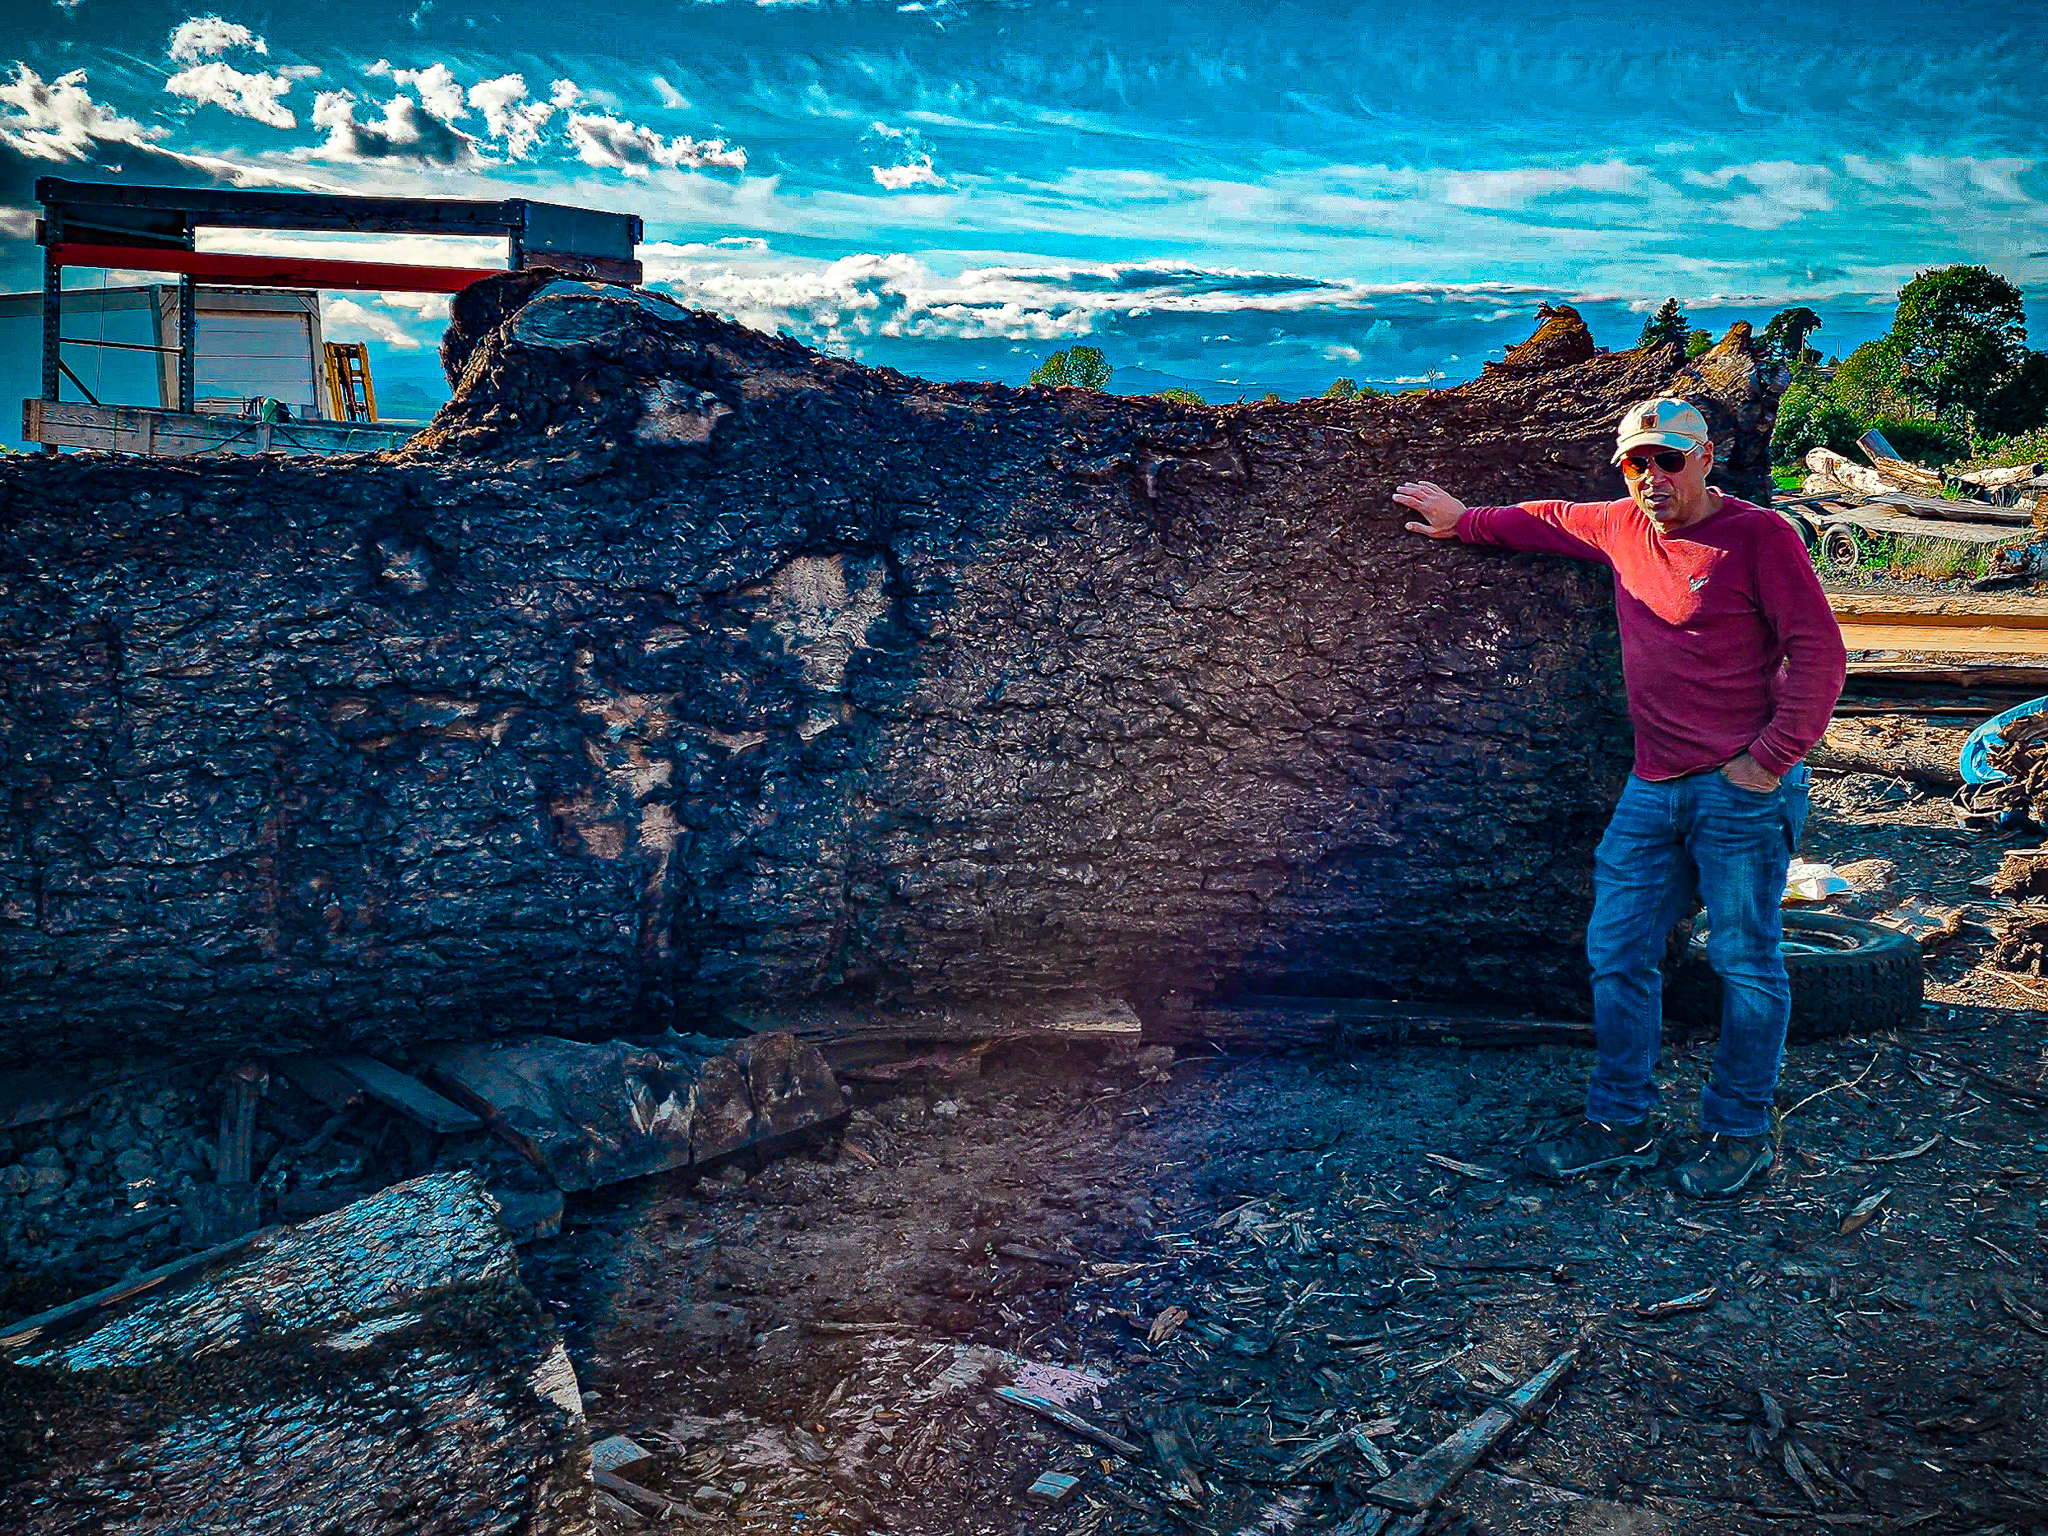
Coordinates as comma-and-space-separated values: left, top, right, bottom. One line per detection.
1662, 910, 1922, 1042
1819, 524, 1864, 573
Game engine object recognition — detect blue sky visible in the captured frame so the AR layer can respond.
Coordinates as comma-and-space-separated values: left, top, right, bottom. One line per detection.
4, 0, 2046, 407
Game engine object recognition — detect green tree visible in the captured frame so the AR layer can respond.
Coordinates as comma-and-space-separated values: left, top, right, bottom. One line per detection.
1152, 387, 1205, 405
1981, 350, 2048, 439
1827, 338, 1912, 421
1030, 345, 1113, 389
1324, 377, 1359, 399
1887, 265, 2028, 419
1758, 307, 1823, 373
1771, 379, 1864, 464
1638, 297, 1692, 350
1685, 330, 1715, 359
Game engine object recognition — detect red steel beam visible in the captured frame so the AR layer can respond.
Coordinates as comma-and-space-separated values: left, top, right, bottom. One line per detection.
50, 243, 501, 293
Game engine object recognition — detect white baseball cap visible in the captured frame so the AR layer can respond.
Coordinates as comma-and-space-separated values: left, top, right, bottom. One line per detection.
1613, 397, 1710, 462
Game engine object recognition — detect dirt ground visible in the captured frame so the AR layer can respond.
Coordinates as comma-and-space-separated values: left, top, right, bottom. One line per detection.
523, 759, 2048, 1536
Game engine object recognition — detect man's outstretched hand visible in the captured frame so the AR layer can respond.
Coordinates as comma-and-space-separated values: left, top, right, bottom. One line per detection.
1394, 481, 1467, 539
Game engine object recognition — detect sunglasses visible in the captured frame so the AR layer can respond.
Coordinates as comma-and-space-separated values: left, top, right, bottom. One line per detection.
1620, 448, 1692, 476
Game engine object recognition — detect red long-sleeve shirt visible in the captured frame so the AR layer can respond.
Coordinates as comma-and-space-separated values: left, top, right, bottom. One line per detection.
1455, 494, 1846, 781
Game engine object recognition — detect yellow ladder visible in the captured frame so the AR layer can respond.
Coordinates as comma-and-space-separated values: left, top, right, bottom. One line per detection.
324, 342, 378, 422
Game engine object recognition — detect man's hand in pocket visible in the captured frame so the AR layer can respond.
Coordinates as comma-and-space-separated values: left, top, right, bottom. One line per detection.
1720, 752, 1781, 793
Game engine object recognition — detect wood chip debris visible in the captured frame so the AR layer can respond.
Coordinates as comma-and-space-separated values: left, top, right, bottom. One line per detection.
1422, 1152, 1507, 1181
1853, 1135, 1942, 1164
989, 1385, 1146, 1461
1025, 1469, 1082, 1505
1147, 1304, 1191, 1345
1633, 1285, 1718, 1319
1838, 1187, 1892, 1235
1364, 1348, 1579, 1514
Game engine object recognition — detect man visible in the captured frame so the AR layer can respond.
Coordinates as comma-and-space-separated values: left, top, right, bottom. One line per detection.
1393, 397, 1846, 1199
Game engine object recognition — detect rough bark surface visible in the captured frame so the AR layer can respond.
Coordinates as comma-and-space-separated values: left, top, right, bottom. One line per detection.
0, 287, 1782, 1064
0, 1173, 590, 1534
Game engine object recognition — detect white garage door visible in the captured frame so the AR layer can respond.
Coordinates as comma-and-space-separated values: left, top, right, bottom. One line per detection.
194, 311, 319, 417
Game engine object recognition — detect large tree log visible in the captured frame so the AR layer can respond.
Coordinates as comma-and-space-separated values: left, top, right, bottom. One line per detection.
0, 291, 1782, 1064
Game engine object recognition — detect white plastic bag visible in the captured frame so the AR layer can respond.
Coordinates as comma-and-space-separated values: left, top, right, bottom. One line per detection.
1784, 860, 1852, 904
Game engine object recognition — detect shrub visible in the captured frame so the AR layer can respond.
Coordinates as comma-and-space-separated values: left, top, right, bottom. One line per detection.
1323, 378, 1383, 401
1030, 346, 1112, 389
1962, 424, 2048, 470
1982, 351, 2048, 439
1865, 413, 1971, 466
1828, 338, 1912, 420
1771, 381, 1864, 465
1152, 387, 1205, 405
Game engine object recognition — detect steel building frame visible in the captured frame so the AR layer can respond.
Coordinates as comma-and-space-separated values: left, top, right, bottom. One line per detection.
32, 178, 641, 448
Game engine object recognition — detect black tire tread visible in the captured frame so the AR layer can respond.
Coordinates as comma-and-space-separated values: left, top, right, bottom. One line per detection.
1663, 911, 1922, 1041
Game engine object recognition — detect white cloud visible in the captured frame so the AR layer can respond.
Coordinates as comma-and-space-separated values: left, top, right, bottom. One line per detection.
1322, 343, 1362, 363
873, 157, 941, 190
391, 63, 465, 124
566, 112, 746, 176
650, 75, 687, 110
1678, 159, 1835, 228
865, 120, 944, 192
1842, 152, 2034, 207
372, 291, 452, 320
308, 88, 478, 164
166, 60, 318, 130
168, 16, 266, 64
0, 62, 166, 160
639, 245, 1544, 348
1441, 160, 1640, 209
323, 296, 423, 350
467, 73, 571, 159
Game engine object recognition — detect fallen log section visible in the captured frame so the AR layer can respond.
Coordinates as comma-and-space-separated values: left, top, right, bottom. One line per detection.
1811, 717, 1971, 789
0, 292, 1786, 1062
0, 1173, 592, 1535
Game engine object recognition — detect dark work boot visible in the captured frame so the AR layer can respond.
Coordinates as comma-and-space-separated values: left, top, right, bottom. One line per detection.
1525, 1118, 1661, 1182
1670, 1132, 1775, 1199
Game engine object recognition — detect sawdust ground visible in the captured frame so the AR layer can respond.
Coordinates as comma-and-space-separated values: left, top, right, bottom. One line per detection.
530, 767, 2048, 1536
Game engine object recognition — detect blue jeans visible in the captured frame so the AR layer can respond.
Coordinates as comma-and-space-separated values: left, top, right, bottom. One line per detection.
1583, 764, 1810, 1137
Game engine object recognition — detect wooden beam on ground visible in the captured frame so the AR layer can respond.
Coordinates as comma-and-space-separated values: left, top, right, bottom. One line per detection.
1170, 997, 1595, 1050
276, 1055, 367, 1114
0, 1174, 591, 1534
1364, 1348, 1579, 1514
325, 1053, 482, 1134
0, 1224, 278, 1357
418, 1031, 845, 1191
24, 400, 418, 457
1829, 594, 2048, 658
724, 993, 1144, 1045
